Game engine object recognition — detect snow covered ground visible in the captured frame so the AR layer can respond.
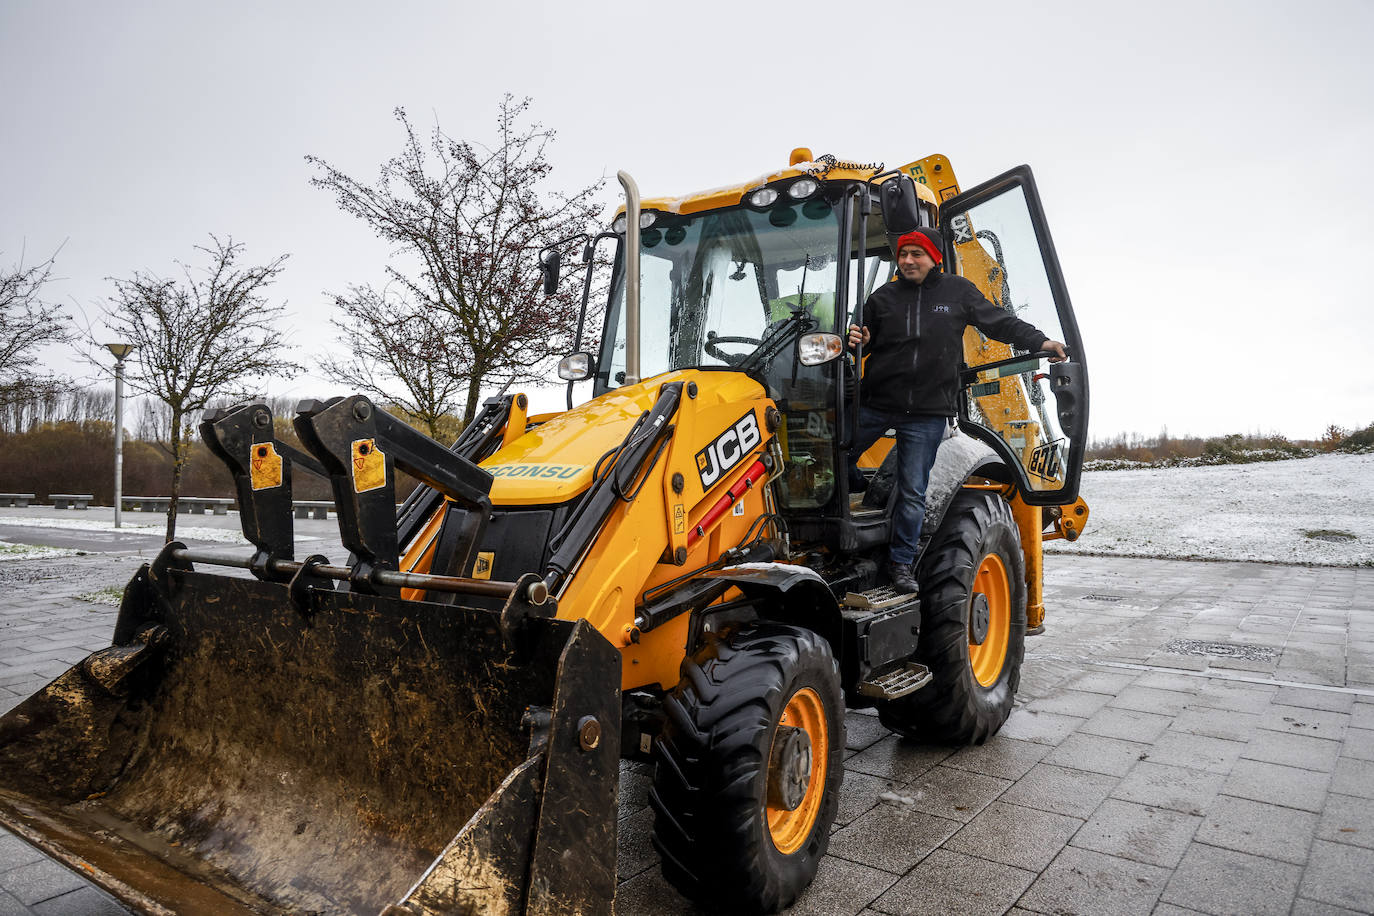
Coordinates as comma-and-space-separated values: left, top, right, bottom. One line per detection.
0, 453, 1368, 568
1045, 451, 1374, 567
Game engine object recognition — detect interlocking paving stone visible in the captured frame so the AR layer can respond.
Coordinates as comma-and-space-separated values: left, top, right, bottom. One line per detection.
0, 858, 89, 907
1298, 839, 1374, 912
616, 761, 651, 820
781, 855, 899, 916
844, 736, 951, 783
843, 711, 891, 753
1143, 730, 1248, 775
1076, 705, 1172, 744
1260, 704, 1351, 742
872, 849, 1036, 916
1109, 762, 1226, 816
0, 831, 47, 872
1161, 842, 1302, 916
943, 735, 1048, 781
0, 891, 29, 916
833, 769, 902, 828
615, 807, 658, 881
1316, 793, 1374, 850
1195, 795, 1319, 864
1289, 898, 1370, 916
1107, 685, 1197, 717
1132, 670, 1208, 694
994, 708, 1085, 746
943, 801, 1082, 871
1024, 688, 1113, 719
1000, 763, 1118, 820
1330, 757, 1374, 800
1017, 846, 1170, 916
1044, 732, 1151, 778
1069, 798, 1202, 868
1223, 757, 1332, 812
29, 886, 130, 916
826, 802, 960, 873
903, 766, 1010, 824
1061, 668, 1137, 696
1242, 729, 1344, 772
1340, 726, 1374, 762
611, 867, 707, 916
1169, 706, 1261, 742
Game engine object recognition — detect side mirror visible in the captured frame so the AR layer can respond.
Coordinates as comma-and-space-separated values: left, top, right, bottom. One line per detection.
540, 249, 562, 296
557, 351, 595, 381
797, 332, 843, 367
880, 175, 922, 251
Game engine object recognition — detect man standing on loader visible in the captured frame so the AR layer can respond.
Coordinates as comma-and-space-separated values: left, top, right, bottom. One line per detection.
848, 226, 1067, 594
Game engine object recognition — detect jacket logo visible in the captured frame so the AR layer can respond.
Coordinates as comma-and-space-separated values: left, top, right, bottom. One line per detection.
932, 304, 952, 313
696, 411, 761, 489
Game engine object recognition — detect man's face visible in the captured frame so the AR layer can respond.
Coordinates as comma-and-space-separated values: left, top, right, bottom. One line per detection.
897, 244, 936, 283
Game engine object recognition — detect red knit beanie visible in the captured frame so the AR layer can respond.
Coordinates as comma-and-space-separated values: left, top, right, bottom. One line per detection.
895, 228, 943, 264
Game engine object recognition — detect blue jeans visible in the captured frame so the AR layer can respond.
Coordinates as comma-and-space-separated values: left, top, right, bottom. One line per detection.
848, 408, 947, 566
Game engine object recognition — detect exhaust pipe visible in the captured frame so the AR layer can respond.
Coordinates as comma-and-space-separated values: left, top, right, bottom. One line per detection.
617, 170, 641, 386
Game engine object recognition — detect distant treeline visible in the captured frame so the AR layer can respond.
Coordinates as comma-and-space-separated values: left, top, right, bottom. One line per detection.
1084, 423, 1374, 470
0, 389, 438, 504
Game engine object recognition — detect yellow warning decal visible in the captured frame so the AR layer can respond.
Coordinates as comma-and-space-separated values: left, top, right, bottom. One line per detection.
673, 504, 685, 534
473, 552, 495, 580
351, 438, 386, 492
249, 442, 283, 491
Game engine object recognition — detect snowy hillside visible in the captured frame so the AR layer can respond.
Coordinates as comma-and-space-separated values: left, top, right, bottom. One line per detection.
1044, 452, 1373, 567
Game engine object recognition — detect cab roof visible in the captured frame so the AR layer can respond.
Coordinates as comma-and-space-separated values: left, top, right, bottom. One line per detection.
615, 148, 941, 218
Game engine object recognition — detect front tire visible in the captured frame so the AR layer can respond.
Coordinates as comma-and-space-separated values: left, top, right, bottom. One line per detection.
879, 490, 1026, 744
649, 623, 844, 914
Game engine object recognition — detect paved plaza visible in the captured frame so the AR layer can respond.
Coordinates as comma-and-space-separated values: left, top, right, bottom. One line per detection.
0, 508, 1371, 914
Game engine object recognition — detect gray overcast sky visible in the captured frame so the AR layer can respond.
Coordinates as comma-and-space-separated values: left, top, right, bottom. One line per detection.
3, 0, 1371, 440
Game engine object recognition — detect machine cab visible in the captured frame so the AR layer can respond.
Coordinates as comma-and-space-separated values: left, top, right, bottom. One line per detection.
583, 154, 1089, 538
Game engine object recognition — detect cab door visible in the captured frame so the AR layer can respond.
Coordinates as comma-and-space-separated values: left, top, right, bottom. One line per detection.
939, 165, 1089, 505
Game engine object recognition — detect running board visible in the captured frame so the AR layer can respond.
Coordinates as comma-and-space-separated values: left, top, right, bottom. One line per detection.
843, 586, 911, 610
857, 662, 932, 701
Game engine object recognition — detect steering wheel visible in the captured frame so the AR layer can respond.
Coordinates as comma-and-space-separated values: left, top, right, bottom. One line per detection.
704, 334, 763, 365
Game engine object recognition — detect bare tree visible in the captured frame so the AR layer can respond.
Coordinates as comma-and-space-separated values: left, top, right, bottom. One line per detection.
320, 285, 471, 439
100, 236, 298, 541
308, 96, 604, 423
0, 249, 71, 408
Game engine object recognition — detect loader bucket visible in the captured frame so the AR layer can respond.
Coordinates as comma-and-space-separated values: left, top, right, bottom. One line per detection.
0, 559, 620, 915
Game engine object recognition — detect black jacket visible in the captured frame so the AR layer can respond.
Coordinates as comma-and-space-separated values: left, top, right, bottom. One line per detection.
859, 268, 1048, 417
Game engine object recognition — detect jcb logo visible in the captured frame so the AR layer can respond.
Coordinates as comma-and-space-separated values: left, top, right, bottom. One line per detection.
696, 411, 761, 489
1029, 440, 1063, 482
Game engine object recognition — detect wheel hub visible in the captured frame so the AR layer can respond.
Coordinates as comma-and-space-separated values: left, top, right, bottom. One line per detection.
970, 593, 991, 646
767, 725, 813, 811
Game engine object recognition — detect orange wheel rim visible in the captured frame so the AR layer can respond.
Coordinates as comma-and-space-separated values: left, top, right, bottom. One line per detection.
969, 553, 1011, 687
766, 686, 828, 854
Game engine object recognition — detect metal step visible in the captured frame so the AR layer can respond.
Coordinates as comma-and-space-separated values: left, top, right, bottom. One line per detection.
842, 586, 911, 610
856, 662, 932, 701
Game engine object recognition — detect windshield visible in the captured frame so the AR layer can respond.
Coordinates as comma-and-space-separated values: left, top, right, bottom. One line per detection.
595, 197, 842, 390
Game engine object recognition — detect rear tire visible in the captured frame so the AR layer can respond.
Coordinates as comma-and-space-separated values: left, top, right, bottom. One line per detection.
879, 490, 1026, 744
649, 623, 843, 914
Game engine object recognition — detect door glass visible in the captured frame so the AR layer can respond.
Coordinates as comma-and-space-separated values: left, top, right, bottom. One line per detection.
948, 184, 1071, 494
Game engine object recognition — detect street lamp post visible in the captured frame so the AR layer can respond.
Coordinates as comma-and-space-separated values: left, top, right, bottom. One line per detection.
105, 343, 135, 528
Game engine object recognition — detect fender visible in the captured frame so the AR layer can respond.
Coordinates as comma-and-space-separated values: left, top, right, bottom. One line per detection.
700, 562, 843, 659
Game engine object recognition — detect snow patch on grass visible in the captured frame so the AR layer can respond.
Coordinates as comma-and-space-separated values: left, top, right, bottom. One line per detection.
0, 539, 81, 561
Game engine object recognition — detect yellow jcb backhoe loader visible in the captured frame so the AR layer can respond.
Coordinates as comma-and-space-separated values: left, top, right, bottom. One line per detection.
0, 150, 1089, 914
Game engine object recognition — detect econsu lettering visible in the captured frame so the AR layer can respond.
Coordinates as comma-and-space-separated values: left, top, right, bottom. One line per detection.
696, 411, 761, 489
